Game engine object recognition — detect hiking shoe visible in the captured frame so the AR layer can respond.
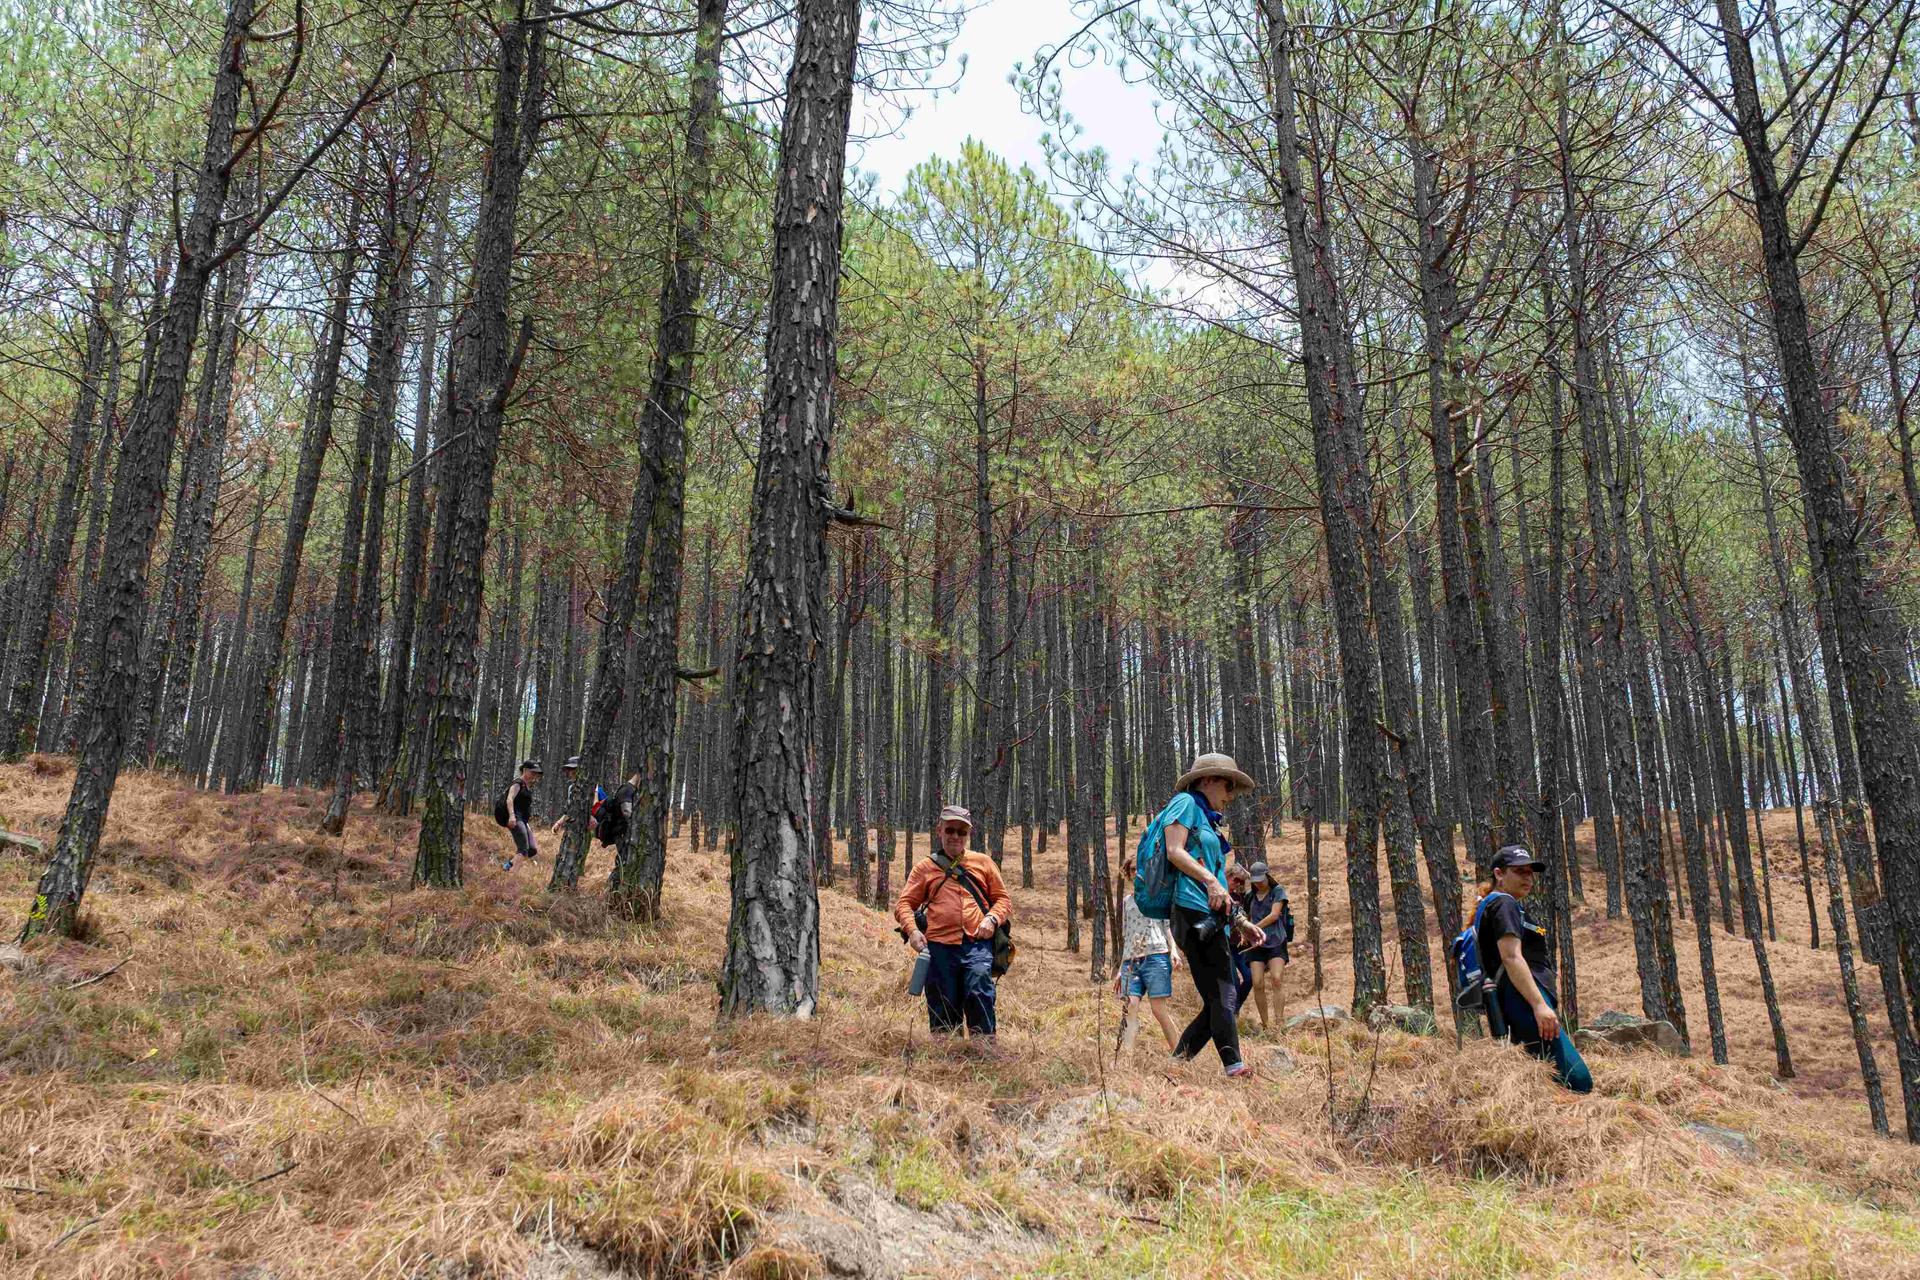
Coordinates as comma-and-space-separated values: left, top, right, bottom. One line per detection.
501, 858, 514, 870
1225, 1062, 1253, 1081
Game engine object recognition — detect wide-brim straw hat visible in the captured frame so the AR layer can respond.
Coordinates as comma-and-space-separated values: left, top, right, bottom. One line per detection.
1175, 752, 1255, 794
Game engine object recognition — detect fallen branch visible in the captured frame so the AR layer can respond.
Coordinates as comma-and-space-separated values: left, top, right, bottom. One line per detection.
46, 1191, 132, 1250
2, 1183, 51, 1195
236, 1161, 299, 1191
309, 1086, 364, 1125
66, 953, 133, 990
0, 828, 46, 856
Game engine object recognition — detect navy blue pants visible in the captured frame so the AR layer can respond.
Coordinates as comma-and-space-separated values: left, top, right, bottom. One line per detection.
925, 938, 996, 1036
1495, 981, 1592, 1093
1232, 948, 1253, 1014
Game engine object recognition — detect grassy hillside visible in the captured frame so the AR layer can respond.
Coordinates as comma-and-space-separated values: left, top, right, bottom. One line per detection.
2, 759, 1916, 1278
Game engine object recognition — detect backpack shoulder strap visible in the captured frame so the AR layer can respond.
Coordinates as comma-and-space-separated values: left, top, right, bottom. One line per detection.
1472, 891, 1510, 932
951, 863, 993, 916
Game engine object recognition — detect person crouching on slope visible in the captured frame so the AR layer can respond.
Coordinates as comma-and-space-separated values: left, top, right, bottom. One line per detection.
893, 805, 1012, 1040
1477, 844, 1592, 1093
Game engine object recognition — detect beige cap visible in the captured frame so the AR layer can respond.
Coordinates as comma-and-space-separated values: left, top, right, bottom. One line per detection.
937, 804, 973, 829
1175, 752, 1256, 794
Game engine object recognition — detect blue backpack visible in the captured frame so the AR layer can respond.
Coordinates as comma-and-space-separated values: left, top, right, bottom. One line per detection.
1451, 891, 1511, 1011
1133, 798, 1214, 920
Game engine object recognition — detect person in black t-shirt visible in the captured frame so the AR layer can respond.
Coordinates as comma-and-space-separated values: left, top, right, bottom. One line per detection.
500, 760, 542, 870
1476, 844, 1592, 1093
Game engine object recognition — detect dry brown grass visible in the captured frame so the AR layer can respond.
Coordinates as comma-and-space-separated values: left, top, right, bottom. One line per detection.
1, 764, 1917, 1278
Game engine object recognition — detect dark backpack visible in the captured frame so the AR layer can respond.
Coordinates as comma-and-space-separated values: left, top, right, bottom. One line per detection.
492, 784, 514, 828
594, 784, 635, 847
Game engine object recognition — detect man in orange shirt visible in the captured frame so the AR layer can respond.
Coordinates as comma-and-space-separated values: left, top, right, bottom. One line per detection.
893, 805, 1012, 1038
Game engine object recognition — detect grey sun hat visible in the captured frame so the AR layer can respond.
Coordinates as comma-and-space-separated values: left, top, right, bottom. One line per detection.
1248, 861, 1272, 883
1175, 751, 1256, 794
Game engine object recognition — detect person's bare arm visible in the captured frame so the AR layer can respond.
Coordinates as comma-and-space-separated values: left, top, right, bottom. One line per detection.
1163, 822, 1228, 911
1497, 934, 1560, 1041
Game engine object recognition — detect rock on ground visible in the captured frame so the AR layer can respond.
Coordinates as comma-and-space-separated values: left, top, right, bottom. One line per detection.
1573, 1010, 1689, 1057
1367, 1003, 1438, 1036
1685, 1122, 1758, 1160
1283, 1004, 1350, 1032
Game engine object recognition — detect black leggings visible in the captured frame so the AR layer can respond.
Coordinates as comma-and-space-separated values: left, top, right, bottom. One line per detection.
1173, 904, 1242, 1070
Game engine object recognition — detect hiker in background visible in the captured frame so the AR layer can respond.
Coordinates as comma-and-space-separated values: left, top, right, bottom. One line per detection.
1243, 862, 1292, 1035
1157, 752, 1266, 1078
1115, 850, 1184, 1054
1227, 862, 1256, 1025
894, 805, 1013, 1041
549, 756, 620, 844
1477, 845, 1592, 1094
494, 759, 542, 870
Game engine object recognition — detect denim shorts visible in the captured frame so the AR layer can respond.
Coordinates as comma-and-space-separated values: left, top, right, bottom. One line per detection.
1122, 952, 1173, 1000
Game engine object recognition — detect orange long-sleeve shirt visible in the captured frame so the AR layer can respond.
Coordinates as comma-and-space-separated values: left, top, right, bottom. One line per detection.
892, 853, 1013, 945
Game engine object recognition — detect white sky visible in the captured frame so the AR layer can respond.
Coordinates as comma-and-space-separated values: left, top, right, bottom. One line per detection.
850, 0, 1165, 199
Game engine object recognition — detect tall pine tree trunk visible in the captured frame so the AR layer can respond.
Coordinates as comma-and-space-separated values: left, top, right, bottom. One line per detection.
232, 188, 363, 794
22, 0, 254, 940
718, 0, 860, 1017
413, 1, 549, 888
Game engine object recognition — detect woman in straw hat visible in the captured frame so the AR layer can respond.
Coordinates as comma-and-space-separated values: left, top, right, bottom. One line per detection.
1154, 752, 1265, 1078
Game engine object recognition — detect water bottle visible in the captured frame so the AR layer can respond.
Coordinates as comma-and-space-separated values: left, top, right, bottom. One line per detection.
908, 948, 931, 996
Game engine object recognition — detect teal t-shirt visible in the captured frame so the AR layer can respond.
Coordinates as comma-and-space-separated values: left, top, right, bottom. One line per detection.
1162, 792, 1226, 913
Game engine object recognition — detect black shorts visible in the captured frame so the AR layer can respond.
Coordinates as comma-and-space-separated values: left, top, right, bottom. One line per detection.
1248, 944, 1287, 965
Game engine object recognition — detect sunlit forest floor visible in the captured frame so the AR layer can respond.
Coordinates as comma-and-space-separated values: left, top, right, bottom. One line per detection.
3, 757, 1917, 1278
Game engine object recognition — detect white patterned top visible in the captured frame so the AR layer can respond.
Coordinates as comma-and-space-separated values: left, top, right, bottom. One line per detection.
1119, 891, 1173, 960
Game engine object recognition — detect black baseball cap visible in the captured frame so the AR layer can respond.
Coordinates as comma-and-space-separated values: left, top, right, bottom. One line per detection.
1492, 844, 1544, 870
520, 759, 544, 774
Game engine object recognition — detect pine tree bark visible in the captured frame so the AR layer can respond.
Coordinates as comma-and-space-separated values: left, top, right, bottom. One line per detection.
376, 192, 449, 807
231, 190, 362, 794
1529, 348, 1579, 1030
1647, 511, 1728, 1063
3, 210, 128, 759
1716, 0, 1920, 1123
155, 241, 250, 772
323, 182, 414, 834
874, 542, 897, 906
1769, 653, 1820, 947
718, 0, 859, 1017
413, 2, 550, 887
1262, 0, 1387, 1012
1406, 129, 1499, 876
21, 0, 254, 940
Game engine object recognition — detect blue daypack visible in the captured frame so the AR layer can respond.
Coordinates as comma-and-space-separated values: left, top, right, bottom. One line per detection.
1451, 891, 1511, 1011
1133, 798, 1215, 920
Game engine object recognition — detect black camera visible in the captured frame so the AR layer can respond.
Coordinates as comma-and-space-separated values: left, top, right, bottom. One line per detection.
1193, 905, 1251, 946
